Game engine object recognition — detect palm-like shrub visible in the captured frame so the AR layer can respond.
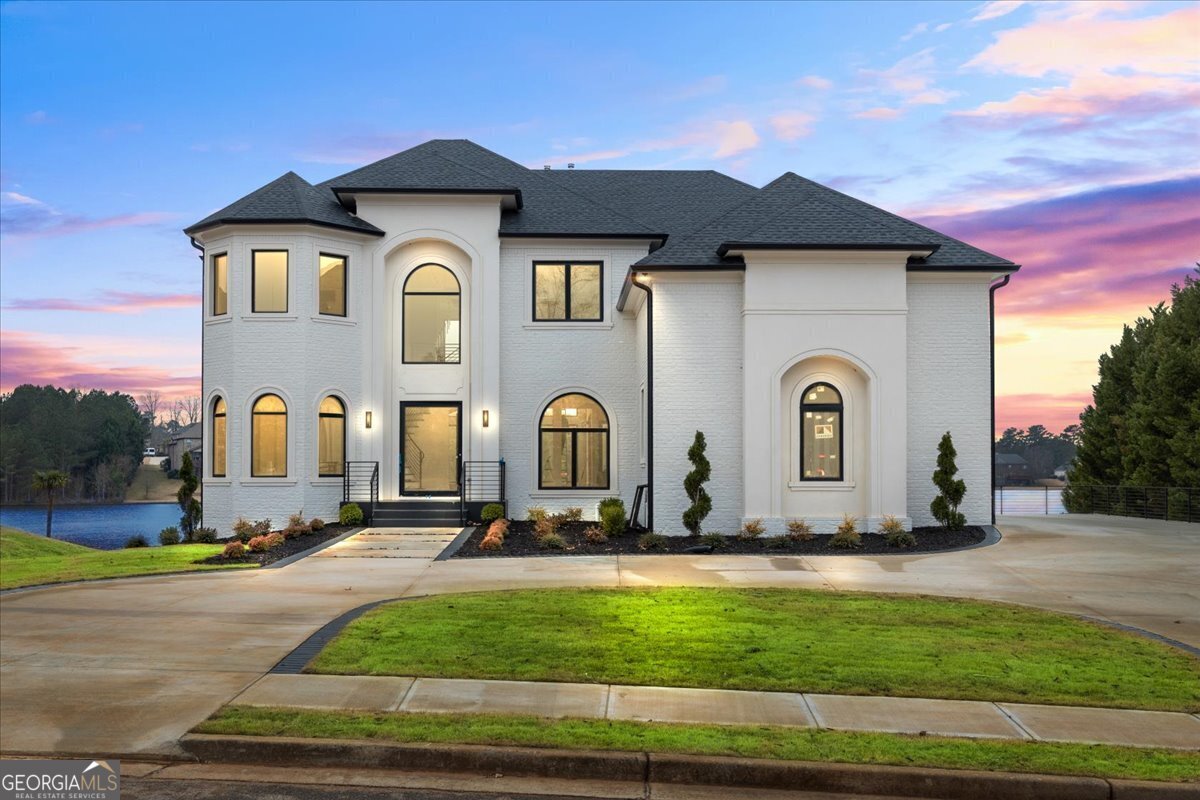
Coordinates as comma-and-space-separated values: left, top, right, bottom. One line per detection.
31, 469, 69, 538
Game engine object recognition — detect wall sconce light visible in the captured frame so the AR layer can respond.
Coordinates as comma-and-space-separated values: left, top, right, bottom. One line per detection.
365, 411, 373, 429
482, 409, 490, 428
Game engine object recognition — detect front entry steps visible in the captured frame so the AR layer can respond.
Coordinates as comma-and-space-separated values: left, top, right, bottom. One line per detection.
372, 500, 461, 528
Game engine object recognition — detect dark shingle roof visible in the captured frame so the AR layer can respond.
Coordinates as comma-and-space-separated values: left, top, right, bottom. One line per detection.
184, 172, 383, 237
186, 140, 1015, 272
636, 173, 1013, 269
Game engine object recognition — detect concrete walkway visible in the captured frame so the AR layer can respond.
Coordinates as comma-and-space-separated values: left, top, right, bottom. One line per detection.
2, 515, 1197, 758
230, 673, 1200, 750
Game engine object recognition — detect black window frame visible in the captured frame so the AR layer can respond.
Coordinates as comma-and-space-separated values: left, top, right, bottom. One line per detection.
402, 263, 461, 365
317, 395, 346, 477
532, 261, 604, 322
799, 382, 844, 482
318, 252, 348, 318
538, 392, 610, 490
251, 250, 289, 314
250, 393, 288, 478
211, 252, 229, 317
212, 396, 227, 478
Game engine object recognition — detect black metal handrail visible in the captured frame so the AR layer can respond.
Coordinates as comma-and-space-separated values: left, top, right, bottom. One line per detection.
460, 460, 506, 524
343, 461, 379, 524
994, 484, 1199, 523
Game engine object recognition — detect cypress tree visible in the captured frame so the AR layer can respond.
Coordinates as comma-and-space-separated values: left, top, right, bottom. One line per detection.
930, 431, 966, 530
682, 430, 712, 535
177, 452, 201, 539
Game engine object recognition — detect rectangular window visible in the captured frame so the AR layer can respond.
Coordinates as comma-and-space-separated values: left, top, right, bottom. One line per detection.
533, 261, 602, 321
211, 253, 228, 316
252, 250, 288, 313
319, 254, 347, 316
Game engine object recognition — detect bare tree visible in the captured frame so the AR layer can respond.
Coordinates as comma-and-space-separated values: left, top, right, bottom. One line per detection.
138, 390, 162, 425
178, 395, 201, 426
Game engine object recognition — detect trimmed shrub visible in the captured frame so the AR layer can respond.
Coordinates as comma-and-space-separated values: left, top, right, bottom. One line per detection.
699, 532, 727, 549
561, 506, 584, 522
887, 529, 917, 548
309, 518, 326, 531
158, 526, 181, 546
247, 535, 271, 553
878, 515, 906, 537
682, 431, 712, 534
539, 532, 566, 550
339, 504, 364, 526
786, 519, 814, 542
583, 525, 608, 544
222, 540, 246, 559
252, 519, 273, 536
288, 511, 306, 528
764, 535, 792, 549
738, 518, 765, 541
526, 506, 548, 523
479, 532, 503, 551
637, 532, 668, 552
487, 518, 510, 539
232, 517, 255, 543
480, 503, 505, 524
265, 532, 285, 549
830, 515, 863, 549
124, 534, 149, 548
600, 501, 626, 539
597, 497, 624, 515
931, 431, 967, 530
193, 527, 218, 543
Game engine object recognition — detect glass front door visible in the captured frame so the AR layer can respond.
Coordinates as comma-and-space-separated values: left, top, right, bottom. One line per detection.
400, 403, 461, 495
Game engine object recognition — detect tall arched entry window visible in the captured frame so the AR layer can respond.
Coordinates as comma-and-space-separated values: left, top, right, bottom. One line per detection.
318, 396, 346, 477
403, 264, 460, 363
251, 394, 287, 477
212, 397, 227, 478
800, 382, 842, 481
539, 393, 609, 489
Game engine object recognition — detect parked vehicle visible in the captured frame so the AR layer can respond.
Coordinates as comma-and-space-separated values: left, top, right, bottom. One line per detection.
143, 447, 157, 457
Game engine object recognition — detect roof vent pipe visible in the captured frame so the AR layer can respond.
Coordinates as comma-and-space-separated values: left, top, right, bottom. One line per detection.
543, 165, 551, 170
567, 163, 575, 169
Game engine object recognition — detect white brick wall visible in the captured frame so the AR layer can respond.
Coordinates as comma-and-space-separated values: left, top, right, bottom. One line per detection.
906, 278, 993, 526
652, 276, 744, 534
498, 243, 648, 519
201, 229, 366, 534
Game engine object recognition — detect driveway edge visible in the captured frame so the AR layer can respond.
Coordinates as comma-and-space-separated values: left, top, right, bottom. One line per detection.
179, 733, 1195, 798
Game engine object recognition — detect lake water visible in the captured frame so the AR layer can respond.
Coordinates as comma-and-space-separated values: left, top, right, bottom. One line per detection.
0, 503, 183, 549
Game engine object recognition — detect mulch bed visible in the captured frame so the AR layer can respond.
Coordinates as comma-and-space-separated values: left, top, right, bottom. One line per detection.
451, 520, 987, 558
199, 526, 353, 567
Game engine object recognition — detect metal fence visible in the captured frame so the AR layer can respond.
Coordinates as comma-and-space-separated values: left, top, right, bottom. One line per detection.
994, 484, 1200, 523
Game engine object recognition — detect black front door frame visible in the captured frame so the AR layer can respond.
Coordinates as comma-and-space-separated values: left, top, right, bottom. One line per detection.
399, 401, 462, 496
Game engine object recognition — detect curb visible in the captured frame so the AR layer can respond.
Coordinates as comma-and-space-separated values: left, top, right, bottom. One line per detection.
178, 733, 1196, 799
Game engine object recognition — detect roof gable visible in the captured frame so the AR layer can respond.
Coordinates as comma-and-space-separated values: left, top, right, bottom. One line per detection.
184, 171, 383, 237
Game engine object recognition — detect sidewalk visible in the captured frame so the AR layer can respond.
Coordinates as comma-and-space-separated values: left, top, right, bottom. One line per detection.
230, 673, 1200, 750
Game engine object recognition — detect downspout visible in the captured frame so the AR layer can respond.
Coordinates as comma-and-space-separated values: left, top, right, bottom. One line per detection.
989, 274, 1011, 524
191, 236, 205, 528
630, 275, 653, 530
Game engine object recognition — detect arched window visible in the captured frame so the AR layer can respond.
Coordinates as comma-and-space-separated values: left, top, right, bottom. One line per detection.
403, 264, 460, 364
540, 393, 609, 489
800, 382, 842, 481
318, 396, 346, 477
212, 397, 227, 478
251, 394, 287, 477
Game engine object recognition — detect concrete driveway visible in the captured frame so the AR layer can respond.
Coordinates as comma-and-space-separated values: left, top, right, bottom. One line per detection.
1, 514, 1196, 758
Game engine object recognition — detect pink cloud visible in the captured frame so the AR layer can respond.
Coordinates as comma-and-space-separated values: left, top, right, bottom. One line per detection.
541, 120, 762, 167
956, 73, 1200, 124
996, 392, 1090, 434
971, 1, 1026, 23
0, 330, 199, 403
1, 192, 174, 240
797, 75, 832, 90
770, 112, 816, 142
5, 291, 201, 314
854, 107, 903, 120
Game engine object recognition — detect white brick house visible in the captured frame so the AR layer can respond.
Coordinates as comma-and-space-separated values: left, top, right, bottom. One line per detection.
185, 140, 1017, 535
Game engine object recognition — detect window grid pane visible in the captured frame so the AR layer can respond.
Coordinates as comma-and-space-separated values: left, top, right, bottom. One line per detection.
213, 411, 226, 477
569, 263, 601, 320
252, 394, 287, 477
253, 251, 288, 313
534, 264, 566, 320
404, 294, 461, 363
318, 414, 345, 476
319, 255, 346, 316
540, 431, 573, 488
212, 254, 228, 316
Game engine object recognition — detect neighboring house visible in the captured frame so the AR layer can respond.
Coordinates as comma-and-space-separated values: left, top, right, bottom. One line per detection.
167, 423, 202, 472
185, 139, 1018, 534
1053, 464, 1070, 482
995, 453, 1032, 486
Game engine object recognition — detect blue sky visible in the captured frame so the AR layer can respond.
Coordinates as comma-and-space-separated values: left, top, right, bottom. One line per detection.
2, 0, 1197, 431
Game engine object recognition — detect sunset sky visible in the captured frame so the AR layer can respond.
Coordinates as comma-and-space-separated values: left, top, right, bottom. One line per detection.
1, 0, 1196, 436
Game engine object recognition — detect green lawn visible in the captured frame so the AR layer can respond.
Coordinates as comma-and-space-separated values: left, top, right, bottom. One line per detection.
0, 526, 255, 590
197, 707, 1200, 783
310, 587, 1200, 712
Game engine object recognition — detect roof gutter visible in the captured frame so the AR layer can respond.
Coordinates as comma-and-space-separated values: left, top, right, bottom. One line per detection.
717, 241, 940, 257
990, 273, 1012, 524
629, 274, 653, 531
